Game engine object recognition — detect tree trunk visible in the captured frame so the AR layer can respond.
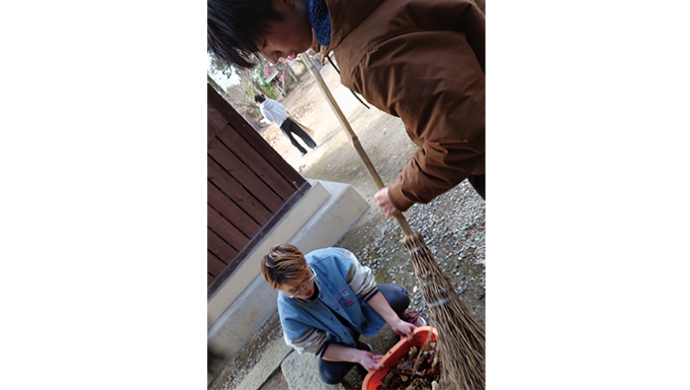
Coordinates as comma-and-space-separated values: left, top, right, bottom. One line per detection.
284, 63, 302, 88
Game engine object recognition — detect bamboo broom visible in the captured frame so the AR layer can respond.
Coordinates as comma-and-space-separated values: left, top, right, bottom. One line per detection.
300, 53, 486, 389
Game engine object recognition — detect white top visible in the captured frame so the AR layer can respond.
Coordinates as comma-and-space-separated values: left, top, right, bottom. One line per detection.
259, 99, 288, 127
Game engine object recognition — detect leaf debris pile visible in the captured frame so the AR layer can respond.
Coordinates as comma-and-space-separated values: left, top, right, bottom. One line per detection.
376, 341, 441, 390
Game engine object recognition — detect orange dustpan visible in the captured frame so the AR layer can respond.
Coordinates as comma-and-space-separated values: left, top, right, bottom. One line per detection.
361, 326, 439, 390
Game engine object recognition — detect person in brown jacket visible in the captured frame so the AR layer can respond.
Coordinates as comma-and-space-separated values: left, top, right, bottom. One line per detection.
208, 0, 486, 217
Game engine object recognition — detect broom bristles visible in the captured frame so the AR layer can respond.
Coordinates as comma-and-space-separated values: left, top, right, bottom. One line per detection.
402, 232, 485, 390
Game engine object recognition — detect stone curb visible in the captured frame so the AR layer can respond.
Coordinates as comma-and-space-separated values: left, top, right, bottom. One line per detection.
281, 351, 346, 390
235, 339, 293, 390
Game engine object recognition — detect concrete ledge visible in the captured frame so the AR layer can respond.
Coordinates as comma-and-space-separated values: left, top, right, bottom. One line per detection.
208, 182, 330, 328
291, 179, 369, 253
207, 275, 279, 359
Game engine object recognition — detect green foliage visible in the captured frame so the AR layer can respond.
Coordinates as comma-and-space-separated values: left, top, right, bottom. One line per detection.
207, 51, 302, 125
207, 52, 237, 81
251, 65, 280, 100
245, 106, 262, 121
208, 52, 265, 124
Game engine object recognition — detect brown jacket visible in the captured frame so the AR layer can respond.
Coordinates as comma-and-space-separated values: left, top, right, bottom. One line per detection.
321, 0, 486, 211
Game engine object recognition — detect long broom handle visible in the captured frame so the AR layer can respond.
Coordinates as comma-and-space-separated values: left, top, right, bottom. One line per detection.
300, 53, 414, 237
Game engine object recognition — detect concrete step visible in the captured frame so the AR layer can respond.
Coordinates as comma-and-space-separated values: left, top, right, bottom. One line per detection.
236, 339, 293, 390
281, 351, 346, 390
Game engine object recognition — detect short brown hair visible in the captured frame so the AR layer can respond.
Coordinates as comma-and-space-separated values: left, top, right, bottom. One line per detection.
260, 244, 308, 290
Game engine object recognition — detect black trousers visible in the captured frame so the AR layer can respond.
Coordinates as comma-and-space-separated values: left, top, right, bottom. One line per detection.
467, 174, 486, 200
318, 283, 410, 385
279, 117, 317, 154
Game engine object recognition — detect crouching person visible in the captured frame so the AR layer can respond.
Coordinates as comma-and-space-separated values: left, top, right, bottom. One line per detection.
260, 244, 426, 385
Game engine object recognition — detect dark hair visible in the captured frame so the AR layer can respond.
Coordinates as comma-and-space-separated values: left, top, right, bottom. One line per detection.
207, 0, 283, 68
254, 94, 265, 103
260, 244, 308, 290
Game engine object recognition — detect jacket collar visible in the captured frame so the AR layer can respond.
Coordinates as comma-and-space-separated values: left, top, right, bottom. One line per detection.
320, 0, 384, 55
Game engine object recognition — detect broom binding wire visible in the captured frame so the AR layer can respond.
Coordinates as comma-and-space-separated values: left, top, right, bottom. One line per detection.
403, 232, 486, 390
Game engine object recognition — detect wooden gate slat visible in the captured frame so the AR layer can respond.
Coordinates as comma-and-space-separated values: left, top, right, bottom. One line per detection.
208, 158, 272, 224
207, 84, 305, 187
208, 251, 227, 276
208, 83, 309, 287
208, 228, 239, 262
208, 181, 261, 238
208, 205, 250, 251
216, 124, 298, 200
208, 104, 227, 142
230, 121, 305, 188
208, 137, 284, 212
208, 85, 232, 143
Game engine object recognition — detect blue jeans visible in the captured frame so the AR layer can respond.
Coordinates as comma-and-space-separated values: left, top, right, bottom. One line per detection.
467, 174, 485, 200
318, 283, 410, 384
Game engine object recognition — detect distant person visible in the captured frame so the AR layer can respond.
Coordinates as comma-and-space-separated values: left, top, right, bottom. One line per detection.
260, 244, 426, 386
254, 94, 317, 156
208, 0, 485, 218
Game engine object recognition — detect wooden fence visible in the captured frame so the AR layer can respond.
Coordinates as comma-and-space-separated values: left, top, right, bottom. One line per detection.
207, 84, 309, 295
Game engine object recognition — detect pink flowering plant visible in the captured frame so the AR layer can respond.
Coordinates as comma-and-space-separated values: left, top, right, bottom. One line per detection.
262, 60, 291, 95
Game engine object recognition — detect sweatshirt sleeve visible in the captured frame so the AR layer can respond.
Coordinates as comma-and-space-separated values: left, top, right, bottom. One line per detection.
341, 250, 378, 301
258, 105, 269, 123
278, 299, 330, 356
282, 323, 329, 356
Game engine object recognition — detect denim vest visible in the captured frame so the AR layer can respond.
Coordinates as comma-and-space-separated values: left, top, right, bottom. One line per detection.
277, 248, 386, 351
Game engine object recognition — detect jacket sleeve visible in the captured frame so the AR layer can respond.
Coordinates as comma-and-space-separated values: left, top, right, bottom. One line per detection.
282, 322, 329, 356
341, 249, 378, 301
258, 105, 270, 124
349, 2, 486, 211
278, 300, 330, 356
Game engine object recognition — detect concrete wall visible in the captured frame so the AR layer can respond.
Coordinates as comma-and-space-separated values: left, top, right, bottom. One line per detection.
207, 180, 368, 384
207, 181, 330, 328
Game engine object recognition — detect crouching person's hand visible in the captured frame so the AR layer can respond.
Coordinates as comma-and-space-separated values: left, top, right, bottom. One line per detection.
358, 350, 384, 371
391, 318, 416, 342
323, 343, 383, 371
